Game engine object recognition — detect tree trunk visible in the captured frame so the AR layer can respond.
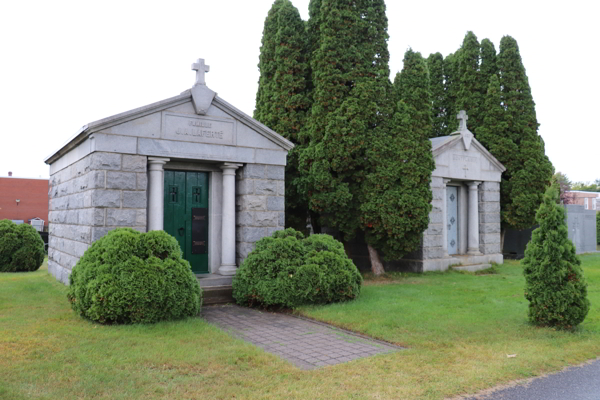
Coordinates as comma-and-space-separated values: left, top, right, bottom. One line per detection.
367, 244, 385, 276
500, 227, 506, 254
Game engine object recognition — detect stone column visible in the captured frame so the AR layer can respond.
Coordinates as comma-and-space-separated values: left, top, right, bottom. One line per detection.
147, 157, 170, 231
467, 181, 482, 255
219, 163, 243, 276
459, 185, 468, 254
442, 179, 451, 257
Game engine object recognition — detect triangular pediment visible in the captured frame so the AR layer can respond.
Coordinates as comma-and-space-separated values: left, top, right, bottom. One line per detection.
429, 135, 506, 182
46, 89, 293, 165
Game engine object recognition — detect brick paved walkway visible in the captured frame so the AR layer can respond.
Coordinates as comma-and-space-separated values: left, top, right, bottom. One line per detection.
202, 304, 400, 369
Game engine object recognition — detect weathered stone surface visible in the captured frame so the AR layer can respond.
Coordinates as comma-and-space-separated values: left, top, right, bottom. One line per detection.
426, 223, 443, 236
236, 227, 266, 243
480, 202, 500, 213
91, 227, 112, 241
267, 196, 285, 211
424, 234, 443, 248
239, 195, 266, 211
431, 188, 444, 201
480, 243, 501, 254
78, 208, 105, 226
279, 212, 285, 227
266, 165, 285, 180
428, 211, 443, 224
480, 223, 501, 234
480, 181, 500, 191
122, 155, 147, 172
236, 179, 254, 195
243, 164, 265, 179
106, 209, 137, 226
236, 211, 253, 227
91, 190, 121, 208
480, 212, 501, 223
236, 242, 256, 259
51, 224, 91, 243
106, 171, 137, 190
255, 180, 277, 195
267, 227, 284, 236
136, 209, 147, 226
90, 152, 121, 170
479, 190, 500, 202
123, 191, 146, 208
423, 247, 444, 260
430, 176, 443, 188
254, 212, 278, 227
136, 172, 148, 190
278, 181, 285, 196
479, 233, 500, 244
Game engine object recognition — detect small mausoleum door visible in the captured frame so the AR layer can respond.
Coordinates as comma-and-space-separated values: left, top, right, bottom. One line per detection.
163, 171, 209, 274
447, 186, 458, 255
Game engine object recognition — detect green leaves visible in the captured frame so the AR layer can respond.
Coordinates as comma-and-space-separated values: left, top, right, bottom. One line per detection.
232, 228, 362, 308
0, 219, 45, 272
523, 186, 590, 329
67, 228, 202, 324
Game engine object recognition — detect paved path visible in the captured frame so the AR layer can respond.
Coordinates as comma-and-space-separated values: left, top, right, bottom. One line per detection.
464, 358, 600, 400
202, 304, 400, 369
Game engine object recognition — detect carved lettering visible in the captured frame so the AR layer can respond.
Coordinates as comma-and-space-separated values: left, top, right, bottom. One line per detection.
193, 241, 205, 246
193, 215, 206, 221
162, 112, 234, 145
175, 126, 224, 139
453, 154, 478, 163
188, 120, 212, 128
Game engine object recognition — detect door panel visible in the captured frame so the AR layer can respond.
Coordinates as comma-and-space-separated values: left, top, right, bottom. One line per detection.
447, 186, 458, 255
163, 171, 209, 274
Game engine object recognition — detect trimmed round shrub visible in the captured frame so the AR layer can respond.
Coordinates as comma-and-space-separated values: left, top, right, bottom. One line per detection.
0, 219, 45, 272
233, 228, 363, 308
67, 228, 202, 324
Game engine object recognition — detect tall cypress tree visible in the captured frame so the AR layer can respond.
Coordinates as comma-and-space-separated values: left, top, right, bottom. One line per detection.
442, 52, 459, 134
254, 0, 311, 231
427, 52, 446, 137
477, 36, 553, 241
480, 38, 497, 85
300, 0, 392, 273
455, 31, 485, 134
360, 49, 434, 262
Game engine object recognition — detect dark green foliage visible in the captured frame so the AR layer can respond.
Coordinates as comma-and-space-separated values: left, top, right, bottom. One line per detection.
455, 32, 485, 133
427, 52, 446, 137
232, 228, 362, 308
571, 181, 600, 192
523, 186, 589, 329
479, 38, 497, 84
254, 0, 311, 232
441, 52, 459, 134
492, 35, 553, 230
67, 228, 202, 324
360, 50, 434, 259
300, 0, 391, 241
0, 219, 45, 272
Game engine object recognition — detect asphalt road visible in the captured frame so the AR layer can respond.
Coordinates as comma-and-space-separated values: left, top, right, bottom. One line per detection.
465, 358, 600, 399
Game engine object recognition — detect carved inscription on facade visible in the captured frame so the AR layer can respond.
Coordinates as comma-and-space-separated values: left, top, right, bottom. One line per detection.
453, 154, 478, 163
162, 112, 234, 145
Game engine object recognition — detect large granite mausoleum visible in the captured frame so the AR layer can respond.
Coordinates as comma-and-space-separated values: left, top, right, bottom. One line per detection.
45, 59, 292, 284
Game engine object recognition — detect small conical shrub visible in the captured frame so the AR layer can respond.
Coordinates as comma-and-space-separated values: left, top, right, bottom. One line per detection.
523, 186, 589, 329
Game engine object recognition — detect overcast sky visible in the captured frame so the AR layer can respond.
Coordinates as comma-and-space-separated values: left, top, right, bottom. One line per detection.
1, 0, 598, 183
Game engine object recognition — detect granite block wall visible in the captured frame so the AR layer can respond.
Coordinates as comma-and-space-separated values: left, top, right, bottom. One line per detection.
479, 181, 501, 254
48, 152, 147, 284
235, 163, 285, 265
422, 176, 444, 260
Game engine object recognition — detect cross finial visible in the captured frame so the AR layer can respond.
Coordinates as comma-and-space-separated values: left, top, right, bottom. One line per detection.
192, 58, 210, 86
457, 110, 468, 131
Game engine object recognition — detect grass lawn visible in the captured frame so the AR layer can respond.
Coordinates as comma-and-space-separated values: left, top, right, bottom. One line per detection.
0, 254, 599, 399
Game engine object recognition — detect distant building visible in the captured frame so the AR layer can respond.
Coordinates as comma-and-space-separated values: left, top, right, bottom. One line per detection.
0, 173, 49, 229
567, 191, 600, 211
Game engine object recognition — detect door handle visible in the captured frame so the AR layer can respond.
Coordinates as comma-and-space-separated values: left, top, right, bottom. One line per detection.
178, 227, 185, 236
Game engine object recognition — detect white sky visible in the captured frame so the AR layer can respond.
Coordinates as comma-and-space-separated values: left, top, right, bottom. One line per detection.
1, 0, 598, 183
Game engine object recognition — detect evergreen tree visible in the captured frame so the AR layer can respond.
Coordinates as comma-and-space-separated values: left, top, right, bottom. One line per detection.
254, 0, 311, 232
455, 32, 485, 133
523, 185, 589, 329
360, 49, 434, 261
496, 35, 553, 231
300, 0, 390, 236
427, 52, 446, 137
479, 38, 497, 85
442, 52, 459, 134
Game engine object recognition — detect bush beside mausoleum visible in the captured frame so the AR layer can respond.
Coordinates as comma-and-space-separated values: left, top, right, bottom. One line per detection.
233, 228, 363, 308
0, 219, 45, 272
67, 228, 202, 324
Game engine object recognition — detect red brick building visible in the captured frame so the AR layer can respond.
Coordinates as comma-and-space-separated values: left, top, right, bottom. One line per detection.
568, 191, 600, 211
0, 173, 49, 228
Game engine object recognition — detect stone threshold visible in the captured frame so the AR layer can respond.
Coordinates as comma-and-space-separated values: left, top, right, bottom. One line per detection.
196, 274, 234, 305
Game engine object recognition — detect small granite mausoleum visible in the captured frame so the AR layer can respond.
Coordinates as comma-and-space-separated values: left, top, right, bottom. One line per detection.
45, 59, 293, 284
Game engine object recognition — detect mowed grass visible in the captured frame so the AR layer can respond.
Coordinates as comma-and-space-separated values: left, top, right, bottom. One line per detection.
0, 254, 599, 399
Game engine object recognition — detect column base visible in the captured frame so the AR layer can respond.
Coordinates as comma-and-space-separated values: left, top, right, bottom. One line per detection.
467, 249, 482, 256
218, 264, 238, 276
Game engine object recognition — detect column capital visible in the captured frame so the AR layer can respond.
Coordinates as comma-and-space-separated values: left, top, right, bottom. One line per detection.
443, 178, 452, 186
148, 157, 170, 170
220, 163, 243, 175
467, 181, 482, 189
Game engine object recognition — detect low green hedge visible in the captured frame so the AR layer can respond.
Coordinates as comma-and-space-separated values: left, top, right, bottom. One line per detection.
0, 219, 45, 272
233, 228, 362, 308
67, 228, 202, 324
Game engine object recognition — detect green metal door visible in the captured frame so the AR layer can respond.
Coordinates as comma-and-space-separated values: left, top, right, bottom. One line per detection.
163, 171, 209, 274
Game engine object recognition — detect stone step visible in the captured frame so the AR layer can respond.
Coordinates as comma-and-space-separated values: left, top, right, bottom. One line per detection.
452, 263, 492, 272
196, 273, 233, 288
202, 285, 234, 305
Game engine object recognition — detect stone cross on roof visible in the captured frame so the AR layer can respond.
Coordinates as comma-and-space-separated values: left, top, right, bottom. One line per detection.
457, 110, 468, 131
192, 58, 210, 86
